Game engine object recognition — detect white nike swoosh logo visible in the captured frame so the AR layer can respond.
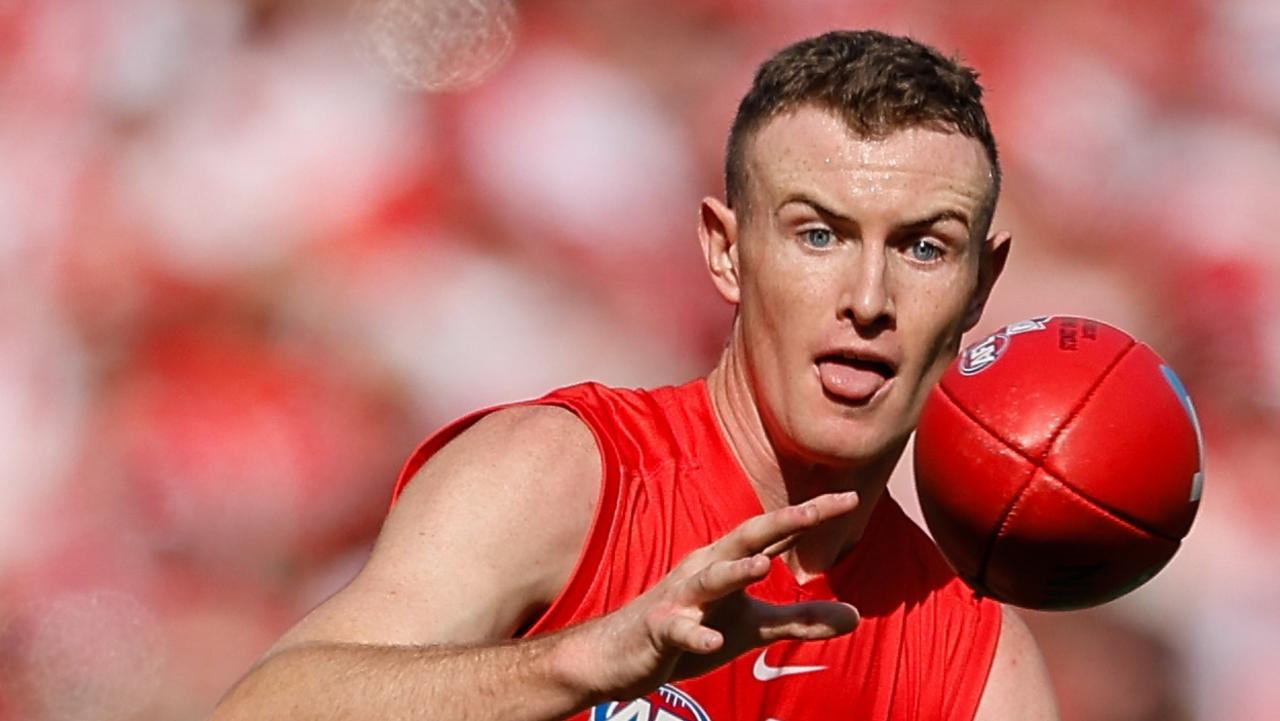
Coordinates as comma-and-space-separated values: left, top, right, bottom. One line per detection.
752, 650, 827, 681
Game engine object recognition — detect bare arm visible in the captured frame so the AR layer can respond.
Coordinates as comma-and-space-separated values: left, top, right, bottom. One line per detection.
211, 405, 861, 721
973, 606, 1060, 721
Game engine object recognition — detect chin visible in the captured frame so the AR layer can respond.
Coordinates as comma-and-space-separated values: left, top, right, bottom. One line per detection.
793, 418, 906, 469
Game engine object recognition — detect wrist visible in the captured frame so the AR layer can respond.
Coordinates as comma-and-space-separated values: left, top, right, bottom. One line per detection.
542, 620, 612, 710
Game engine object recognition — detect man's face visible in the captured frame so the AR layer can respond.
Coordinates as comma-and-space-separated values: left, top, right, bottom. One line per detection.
713, 106, 1005, 467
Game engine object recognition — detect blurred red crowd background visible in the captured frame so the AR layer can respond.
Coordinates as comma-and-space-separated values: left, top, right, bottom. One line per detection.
0, 1, 1277, 720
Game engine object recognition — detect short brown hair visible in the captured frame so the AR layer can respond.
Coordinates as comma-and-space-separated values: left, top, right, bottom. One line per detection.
726, 30, 1000, 231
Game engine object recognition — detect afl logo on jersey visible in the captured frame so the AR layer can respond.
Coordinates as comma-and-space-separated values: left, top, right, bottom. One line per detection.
959, 316, 1052, 376
591, 684, 712, 721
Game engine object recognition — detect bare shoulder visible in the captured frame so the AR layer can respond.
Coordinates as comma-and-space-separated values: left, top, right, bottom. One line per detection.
391, 403, 601, 531
381, 403, 602, 577
974, 606, 1060, 721
275, 404, 602, 651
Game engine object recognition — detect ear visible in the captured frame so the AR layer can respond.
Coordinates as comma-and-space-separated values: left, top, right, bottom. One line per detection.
962, 230, 1011, 331
698, 196, 741, 304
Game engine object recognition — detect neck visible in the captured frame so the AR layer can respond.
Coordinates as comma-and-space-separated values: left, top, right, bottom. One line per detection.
705, 326, 904, 581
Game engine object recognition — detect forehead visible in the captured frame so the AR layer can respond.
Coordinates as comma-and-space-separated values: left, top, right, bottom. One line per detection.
744, 107, 994, 218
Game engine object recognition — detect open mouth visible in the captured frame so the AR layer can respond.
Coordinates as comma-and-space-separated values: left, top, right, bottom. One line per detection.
815, 354, 896, 405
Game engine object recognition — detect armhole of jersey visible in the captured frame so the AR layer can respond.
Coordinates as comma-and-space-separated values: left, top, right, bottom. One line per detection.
517, 395, 621, 637
389, 393, 623, 639
955, 596, 1004, 721
881, 496, 1006, 721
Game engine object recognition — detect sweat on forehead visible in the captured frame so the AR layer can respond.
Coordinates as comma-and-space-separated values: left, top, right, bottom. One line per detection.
735, 109, 997, 237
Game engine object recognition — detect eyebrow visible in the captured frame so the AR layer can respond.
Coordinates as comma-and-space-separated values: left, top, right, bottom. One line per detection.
777, 193, 854, 225
779, 195, 972, 234
900, 209, 971, 232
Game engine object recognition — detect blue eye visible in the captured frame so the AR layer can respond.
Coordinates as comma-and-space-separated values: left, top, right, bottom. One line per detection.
909, 238, 942, 262
804, 228, 835, 248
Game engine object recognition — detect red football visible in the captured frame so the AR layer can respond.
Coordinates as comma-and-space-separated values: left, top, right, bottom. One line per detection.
913, 316, 1204, 610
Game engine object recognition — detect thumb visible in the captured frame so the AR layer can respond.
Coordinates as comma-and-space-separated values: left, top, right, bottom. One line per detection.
752, 599, 860, 643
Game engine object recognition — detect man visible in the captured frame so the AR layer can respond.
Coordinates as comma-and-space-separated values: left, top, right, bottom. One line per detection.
214, 30, 1058, 721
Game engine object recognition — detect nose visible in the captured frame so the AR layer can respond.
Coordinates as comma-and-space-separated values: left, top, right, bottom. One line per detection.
840, 241, 894, 329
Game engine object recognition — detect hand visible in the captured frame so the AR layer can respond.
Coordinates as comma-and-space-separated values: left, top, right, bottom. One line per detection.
570, 491, 862, 704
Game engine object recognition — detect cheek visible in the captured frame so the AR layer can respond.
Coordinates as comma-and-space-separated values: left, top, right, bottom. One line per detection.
739, 257, 830, 383
765, 243, 840, 300
897, 271, 976, 360
743, 247, 824, 321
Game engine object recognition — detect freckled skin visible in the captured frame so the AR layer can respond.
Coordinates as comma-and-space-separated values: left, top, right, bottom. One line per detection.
705, 107, 1007, 481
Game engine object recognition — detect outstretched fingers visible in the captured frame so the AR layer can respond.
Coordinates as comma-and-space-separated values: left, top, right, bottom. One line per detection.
647, 492, 861, 671
680, 554, 772, 605
715, 491, 860, 561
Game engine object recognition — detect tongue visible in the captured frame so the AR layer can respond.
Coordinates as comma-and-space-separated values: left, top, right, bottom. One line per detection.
818, 360, 887, 403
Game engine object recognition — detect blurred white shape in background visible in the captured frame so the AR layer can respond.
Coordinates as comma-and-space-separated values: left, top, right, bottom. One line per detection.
114, 16, 430, 279
92, 0, 244, 119
352, 0, 518, 92
458, 47, 696, 256
1002, 40, 1149, 204
1209, 0, 1280, 118
1121, 120, 1280, 260
328, 241, 698, 421
7, 589, 165, 721
0, 309, 85, 572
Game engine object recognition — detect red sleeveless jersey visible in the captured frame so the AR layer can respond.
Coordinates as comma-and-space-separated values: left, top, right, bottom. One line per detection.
394, 380, 1002, 721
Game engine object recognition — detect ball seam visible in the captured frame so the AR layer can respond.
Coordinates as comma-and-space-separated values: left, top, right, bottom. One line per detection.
935, 339, 1153, 589
1036, 472, 1182, 543
986, 339, 1135, 549
936, 373, 1180, 546
932, 386, 1041, 588
1034, 339, 1138, 465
